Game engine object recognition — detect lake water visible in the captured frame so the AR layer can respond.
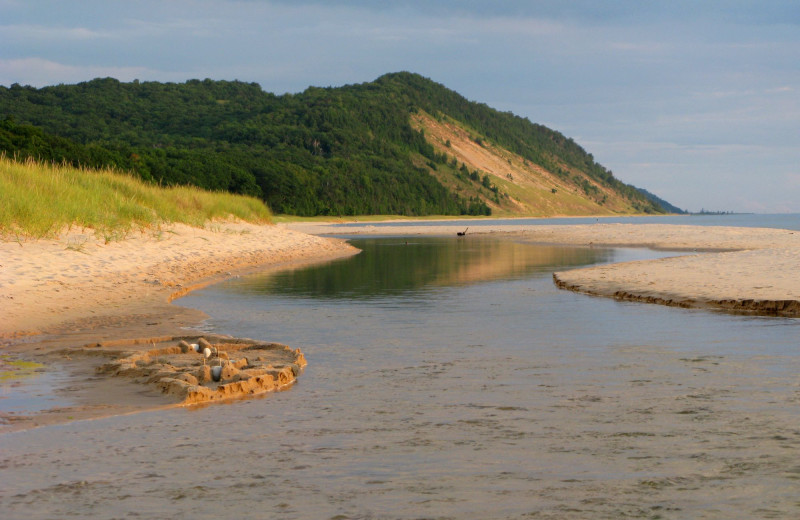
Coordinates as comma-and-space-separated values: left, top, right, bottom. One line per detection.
334, 213, 800, 231
2, 235, 799, 519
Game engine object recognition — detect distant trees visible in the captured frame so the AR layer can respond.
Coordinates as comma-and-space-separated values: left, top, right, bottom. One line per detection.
0, 73, 665, 216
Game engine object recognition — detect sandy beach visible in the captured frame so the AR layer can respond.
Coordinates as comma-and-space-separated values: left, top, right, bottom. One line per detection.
2, 219, 799, 431
1, 221, 358, 343
291, 221, 800, 317
3, 219, 799, 516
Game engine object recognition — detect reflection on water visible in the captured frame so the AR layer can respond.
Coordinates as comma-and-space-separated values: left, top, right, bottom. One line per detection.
2, 239, 799, 519
221, 236, 613, 300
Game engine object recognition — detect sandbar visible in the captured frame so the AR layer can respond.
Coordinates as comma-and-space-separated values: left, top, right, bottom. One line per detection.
290, 220, 800, 317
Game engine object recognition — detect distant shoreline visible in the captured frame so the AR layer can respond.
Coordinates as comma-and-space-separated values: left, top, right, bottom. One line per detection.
282, 212, 800, 232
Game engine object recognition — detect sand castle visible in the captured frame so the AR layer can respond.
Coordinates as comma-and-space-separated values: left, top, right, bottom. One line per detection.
91, 335, 307, 405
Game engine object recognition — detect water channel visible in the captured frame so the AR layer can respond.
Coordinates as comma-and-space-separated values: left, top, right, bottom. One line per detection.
2, 236, 799, 519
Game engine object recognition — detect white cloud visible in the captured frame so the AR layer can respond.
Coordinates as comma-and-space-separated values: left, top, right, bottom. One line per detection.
765, 86, 794, 94
0, 57, 174, 87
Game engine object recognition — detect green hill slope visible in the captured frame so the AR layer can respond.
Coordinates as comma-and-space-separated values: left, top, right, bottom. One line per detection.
0, 73, 670, 216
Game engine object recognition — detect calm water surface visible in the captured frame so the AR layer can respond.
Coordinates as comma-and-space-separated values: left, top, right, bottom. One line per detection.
2, 236, 799, 519
333, 213, 800, 231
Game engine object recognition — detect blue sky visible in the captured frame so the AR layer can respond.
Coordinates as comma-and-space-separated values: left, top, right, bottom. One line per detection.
2, 0, 798, 213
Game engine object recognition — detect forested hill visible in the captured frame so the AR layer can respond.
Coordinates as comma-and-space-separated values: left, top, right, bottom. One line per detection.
0, 72, 669, 216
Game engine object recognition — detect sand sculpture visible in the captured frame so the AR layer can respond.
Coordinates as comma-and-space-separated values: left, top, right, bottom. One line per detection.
93, 335, 307, 405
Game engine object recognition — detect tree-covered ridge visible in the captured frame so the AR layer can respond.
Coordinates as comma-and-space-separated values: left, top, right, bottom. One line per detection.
637, 188, 686, 214
0, 73, 666, 216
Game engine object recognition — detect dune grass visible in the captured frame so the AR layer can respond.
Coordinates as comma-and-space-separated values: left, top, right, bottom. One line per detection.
0, 156, 272, 239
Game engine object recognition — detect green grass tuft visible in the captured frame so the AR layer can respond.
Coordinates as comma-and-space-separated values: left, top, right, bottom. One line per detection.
0, 156, 272, 239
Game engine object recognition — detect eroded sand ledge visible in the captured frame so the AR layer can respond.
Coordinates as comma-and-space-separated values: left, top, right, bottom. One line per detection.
552, 246, 800, 317
92, 334, 307, 405
291, 221, 800, 317
535, 224, 800, 317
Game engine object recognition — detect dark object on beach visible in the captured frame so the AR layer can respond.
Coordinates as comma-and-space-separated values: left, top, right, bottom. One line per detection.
457, 228, 468, 236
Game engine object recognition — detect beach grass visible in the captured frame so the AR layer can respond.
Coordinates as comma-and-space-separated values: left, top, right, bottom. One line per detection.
0, 156, 272, 239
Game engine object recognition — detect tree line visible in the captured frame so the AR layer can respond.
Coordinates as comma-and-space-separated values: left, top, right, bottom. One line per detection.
0, 73, 664, 216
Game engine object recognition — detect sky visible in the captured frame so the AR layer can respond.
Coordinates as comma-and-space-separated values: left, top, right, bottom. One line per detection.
1, 0, 799, 213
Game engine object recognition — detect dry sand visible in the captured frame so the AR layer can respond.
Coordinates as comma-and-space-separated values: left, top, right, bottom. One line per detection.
1, 221, 358, 341
290, 220, 800, 317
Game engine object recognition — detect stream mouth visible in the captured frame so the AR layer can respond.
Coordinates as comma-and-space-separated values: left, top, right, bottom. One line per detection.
3, 237, 799, 519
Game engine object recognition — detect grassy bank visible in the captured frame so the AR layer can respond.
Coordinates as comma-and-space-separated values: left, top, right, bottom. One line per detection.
0, 156, 272, 239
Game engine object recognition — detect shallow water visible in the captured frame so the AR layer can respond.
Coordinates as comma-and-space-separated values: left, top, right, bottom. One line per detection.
0, 367, 73, 414
2, 237, 799, 519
